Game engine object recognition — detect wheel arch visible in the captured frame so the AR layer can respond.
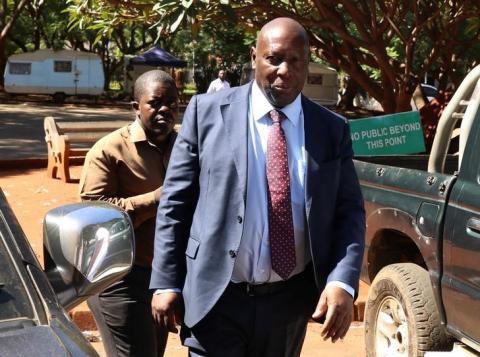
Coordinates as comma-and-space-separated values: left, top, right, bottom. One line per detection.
367, 228, 427, 282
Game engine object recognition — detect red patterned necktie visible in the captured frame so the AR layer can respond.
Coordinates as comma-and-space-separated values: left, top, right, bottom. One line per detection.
267, 109, 296, 280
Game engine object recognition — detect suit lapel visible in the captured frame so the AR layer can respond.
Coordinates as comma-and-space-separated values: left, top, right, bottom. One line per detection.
220, 83, 251, 202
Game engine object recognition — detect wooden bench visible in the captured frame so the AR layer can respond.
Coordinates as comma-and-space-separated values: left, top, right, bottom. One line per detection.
44, 116, 131, 182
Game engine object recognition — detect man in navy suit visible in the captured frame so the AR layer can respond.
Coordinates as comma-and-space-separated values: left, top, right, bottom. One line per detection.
150, 17, 365, 356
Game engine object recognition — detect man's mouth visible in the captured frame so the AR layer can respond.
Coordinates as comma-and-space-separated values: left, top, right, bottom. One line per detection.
154, 116, 172, 125
272, 84, 289, 91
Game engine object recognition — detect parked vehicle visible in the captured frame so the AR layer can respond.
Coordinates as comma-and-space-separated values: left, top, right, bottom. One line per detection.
240, 62, 339, 106
4, 49, 104, 103
0, 189, 133, 356
356, 64, 480, 356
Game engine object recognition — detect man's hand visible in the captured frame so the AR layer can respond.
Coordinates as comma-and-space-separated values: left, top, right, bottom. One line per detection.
151, 292, 182, 333
311, 285, 354, 343
154, 186, 163, 203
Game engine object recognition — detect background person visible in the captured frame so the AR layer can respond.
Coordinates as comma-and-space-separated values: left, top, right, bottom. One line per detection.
206, 69, 230, 93
174, 68, 186, 103
150, 18, 365, 357
79, 69, 179, 357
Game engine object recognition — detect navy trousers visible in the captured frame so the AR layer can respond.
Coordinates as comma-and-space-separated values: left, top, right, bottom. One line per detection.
182, 266, 319, 357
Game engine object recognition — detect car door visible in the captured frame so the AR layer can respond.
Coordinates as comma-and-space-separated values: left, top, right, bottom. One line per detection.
442, 113, 480, 344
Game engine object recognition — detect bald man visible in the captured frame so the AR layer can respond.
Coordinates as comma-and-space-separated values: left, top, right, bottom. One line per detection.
150, 18, 365, 357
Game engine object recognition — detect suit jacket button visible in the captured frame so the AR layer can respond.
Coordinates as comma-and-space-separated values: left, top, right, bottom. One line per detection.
237, 216, 243, 223
229, 250, 237, 258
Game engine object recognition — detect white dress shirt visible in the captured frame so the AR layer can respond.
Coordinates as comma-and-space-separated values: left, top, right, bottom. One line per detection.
207, 78, 230, 93
232, 82, 308, 283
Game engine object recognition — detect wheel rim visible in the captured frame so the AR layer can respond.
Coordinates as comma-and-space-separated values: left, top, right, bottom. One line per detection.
375, 296, 409, 357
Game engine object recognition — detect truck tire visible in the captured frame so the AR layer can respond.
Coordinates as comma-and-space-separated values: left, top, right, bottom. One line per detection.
52, 92, 66, 104
365, 263, 451, 356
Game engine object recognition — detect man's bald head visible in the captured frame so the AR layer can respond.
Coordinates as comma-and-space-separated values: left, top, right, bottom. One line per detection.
252, 18, 310, 107
256, 18, 309, 56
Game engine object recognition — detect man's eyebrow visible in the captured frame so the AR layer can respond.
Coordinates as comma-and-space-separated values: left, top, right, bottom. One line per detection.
149, 97, 178, 106
149, 96, 168, 101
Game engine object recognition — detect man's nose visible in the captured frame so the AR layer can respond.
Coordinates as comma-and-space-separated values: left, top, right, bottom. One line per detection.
276, 62, 290, 77
155, 105, 170, 113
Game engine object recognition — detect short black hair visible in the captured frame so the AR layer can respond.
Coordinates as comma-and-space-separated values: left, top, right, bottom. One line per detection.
133, 70, 177, 102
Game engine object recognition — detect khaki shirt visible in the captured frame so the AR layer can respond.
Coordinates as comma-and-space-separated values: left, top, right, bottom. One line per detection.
79, 120, 177, 267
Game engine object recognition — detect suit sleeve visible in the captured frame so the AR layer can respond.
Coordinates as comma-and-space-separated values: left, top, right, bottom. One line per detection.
326, 120, 365, 297
150, 96, 200, 290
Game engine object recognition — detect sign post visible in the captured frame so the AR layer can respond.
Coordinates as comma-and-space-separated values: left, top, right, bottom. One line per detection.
349, 112, 426, 155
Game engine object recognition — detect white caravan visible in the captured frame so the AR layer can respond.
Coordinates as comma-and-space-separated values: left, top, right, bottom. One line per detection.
301, 63, 339, 106
4, 49, 104, 103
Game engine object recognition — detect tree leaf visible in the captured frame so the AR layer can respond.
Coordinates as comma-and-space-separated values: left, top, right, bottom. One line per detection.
170, 9, 186, 32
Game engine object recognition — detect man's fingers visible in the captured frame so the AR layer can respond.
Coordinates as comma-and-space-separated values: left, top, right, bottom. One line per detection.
152, 309, 167, 329
312, 293, 327, 322
321, 305, 352, 341
328, 308, 346, 341
331, 313, 350, 343
321, 303, 338, 339
166, 314, 178, 333
152, 307, 163, 327
338, 316, 351, 341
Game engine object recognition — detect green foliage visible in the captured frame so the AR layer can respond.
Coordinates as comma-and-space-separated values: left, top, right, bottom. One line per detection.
109, 80, 122, 90
63, 0, 252, 93
26, 0, 480, 112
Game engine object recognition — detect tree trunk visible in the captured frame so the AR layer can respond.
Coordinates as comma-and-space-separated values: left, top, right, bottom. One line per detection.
395, 91, 413, 113
0, 0, 30, 87
0, 52, 6, 89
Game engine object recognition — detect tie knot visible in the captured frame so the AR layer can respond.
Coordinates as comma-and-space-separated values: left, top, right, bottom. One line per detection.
269, 109, 286, 124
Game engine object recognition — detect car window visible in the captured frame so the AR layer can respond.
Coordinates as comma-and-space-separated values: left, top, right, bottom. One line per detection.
0, 222, 35, 321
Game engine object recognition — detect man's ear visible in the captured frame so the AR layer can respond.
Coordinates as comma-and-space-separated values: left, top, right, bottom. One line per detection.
131, 101, 139, 111
250, 47, 257, 69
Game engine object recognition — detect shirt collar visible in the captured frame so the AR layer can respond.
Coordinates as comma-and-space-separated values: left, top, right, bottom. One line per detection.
130, 119, 148, 143
129, 118, 177, 153
251, 80, 302, 126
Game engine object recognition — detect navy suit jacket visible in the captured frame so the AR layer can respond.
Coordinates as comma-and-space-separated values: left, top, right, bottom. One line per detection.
150, 82, 365, 327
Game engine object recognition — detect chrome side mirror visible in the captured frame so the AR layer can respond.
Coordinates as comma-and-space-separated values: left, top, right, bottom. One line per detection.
43, 202, 134, 310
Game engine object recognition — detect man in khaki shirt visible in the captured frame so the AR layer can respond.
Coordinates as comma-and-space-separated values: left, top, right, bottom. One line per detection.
79, 70, 178, 357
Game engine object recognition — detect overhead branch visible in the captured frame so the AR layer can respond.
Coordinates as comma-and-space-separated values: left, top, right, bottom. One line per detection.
0, 0, 30, 41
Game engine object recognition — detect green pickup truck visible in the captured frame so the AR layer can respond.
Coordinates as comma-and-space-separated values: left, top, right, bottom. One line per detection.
356, 65, 480, 356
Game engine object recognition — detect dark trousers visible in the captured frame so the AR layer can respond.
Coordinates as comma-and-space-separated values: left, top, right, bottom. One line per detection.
182, 266, 319, 357
87, 265, 168, 357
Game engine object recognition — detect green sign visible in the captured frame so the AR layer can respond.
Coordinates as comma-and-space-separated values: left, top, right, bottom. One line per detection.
349, 111, 426, 155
